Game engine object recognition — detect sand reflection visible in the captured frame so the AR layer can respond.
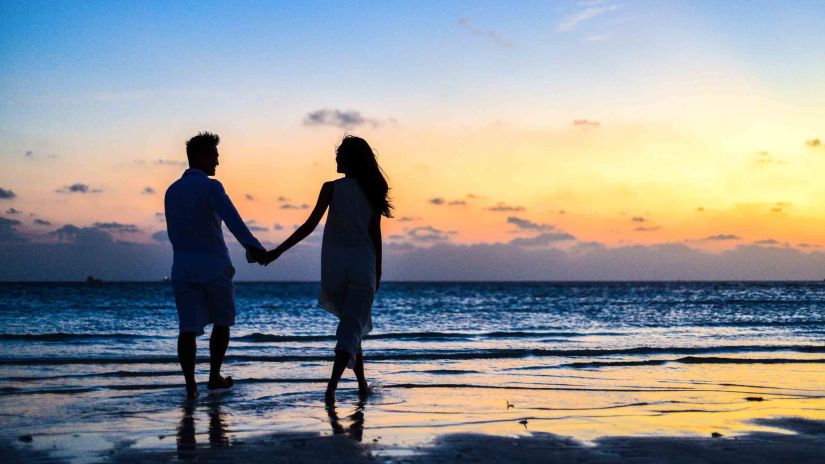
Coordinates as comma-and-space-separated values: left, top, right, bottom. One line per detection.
327, 400, 366, 442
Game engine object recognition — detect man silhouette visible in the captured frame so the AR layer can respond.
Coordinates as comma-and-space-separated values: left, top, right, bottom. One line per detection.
164, 131, 266, 398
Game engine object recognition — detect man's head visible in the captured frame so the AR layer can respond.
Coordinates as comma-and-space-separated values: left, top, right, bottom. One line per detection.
185, 132, 220, 176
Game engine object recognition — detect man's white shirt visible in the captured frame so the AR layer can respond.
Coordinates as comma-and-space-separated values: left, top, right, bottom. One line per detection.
165, 168, 263, 282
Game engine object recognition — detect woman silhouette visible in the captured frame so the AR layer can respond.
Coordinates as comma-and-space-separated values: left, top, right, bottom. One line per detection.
264, 136, 392, 404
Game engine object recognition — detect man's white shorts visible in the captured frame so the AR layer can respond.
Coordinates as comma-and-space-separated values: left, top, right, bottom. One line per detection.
172, 267, 236, 335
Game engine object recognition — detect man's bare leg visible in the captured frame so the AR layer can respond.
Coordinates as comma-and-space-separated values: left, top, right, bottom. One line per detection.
178, 332, 198, 398
207, 325, 233, 390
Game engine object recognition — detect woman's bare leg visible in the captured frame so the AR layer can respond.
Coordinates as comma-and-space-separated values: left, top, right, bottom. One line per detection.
353, 351, 369, 397
325, 350, 349, 404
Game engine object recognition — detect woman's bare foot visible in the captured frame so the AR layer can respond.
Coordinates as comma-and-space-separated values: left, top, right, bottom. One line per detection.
357, 380, 371, 399
185, 383, 199, 399
207, 375, 234, 391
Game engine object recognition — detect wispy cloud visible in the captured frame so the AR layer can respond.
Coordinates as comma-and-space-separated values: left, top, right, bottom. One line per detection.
486, 202, 526, 212
245, 220, 268, 232
56, 183, 102, 194
456, 17, 514, 48
281, 203, 310, 210
397, 216, 420, 222
245, 194, 255, 201
93, 222, 141, 233
142, 186, 156, 195
273, 223, 284, 230
303, 109, 380, 129
805, 138, 821, 148
510, 232, 576, 246
33, 219, 51, 226
0, 188, 16, 200
631, 216, 645, 222
507, 216, 554, 232
634, 226, 661, 232
702, 234, 740, 241
573, 119, 601, 129
754, 239, 781, 246
429, 198, 445, 205
6, 208, 21, 215
0, 217, 25, 242
408, 226, 451, 242
557, 2, 621, 32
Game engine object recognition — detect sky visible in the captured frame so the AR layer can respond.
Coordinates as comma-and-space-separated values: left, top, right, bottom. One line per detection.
1, 0, 825, 280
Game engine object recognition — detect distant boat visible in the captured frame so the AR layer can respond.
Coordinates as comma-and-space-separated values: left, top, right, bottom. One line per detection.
86, 276, 103, 287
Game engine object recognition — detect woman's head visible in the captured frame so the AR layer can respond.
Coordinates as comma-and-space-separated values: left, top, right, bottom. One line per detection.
336, 136, 393, 217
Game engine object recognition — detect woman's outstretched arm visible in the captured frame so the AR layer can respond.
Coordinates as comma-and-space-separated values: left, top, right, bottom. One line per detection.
263, 182, 333, 265
369, 212, 382, 291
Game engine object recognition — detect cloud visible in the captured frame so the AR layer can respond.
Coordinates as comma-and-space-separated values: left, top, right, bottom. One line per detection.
0, 188, 16, 200
281, 203, 310, 210
49, 224, 113, 245
0, 217, 25, 242
4, 234, 825, 281
154, 159, 187, 167
155, 212, 165, 221
245, 194, 255, 201
303, 109, 380, 129
397, 216, 420, 222
152, 231, 168, 242
408, 226, 450, 242
805, 138, 821, 148
273, 223, 284, 230
56, 183, 102, 194
771, 202, 790, 213
696, 207, 705, 212
702, 234, 740, 241
456, 17, 514, 48
93, 222, 141, 233
510, 232, 576, 246
486, 202, 526, 212
33, 219, 51, 226
507, 216, 554, 232
25, 150, 33, 158
754, 239, 781, 246
573, 119, 601, 128
447, 200, 467, 206
429, 198, 445, 205
557, 2, 620, 32
631, 216, 645, 222
277, 196, 290, 202
634, 226, 661, 232
6, 208, 21, 215
245, 220, 268, 232
142, 186, 156, 195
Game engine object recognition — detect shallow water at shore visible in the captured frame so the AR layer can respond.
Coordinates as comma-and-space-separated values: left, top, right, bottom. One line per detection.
1, 282, 825, 462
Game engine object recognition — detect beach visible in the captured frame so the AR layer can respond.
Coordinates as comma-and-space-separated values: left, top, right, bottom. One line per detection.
2, 282, 825, 462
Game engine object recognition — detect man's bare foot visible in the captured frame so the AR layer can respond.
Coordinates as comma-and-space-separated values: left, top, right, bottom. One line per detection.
325, 388, 336, 405
185, 383, 199, 399
207, 375, 234, 391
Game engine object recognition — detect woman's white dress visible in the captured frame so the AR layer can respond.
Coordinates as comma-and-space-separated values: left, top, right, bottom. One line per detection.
319, 178, 376, 367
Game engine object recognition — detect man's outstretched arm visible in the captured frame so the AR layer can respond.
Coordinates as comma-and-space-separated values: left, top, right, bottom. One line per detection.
209, 181, 266, 262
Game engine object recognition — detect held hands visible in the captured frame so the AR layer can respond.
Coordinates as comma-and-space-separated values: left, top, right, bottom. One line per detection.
247, 246, 268, 265
261, 249, 281, 266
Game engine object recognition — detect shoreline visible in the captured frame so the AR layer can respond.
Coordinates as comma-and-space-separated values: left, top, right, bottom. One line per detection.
6, 416, 825, 463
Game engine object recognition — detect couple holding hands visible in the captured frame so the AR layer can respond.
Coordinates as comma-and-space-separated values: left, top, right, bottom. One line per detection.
164, 132, 390, 403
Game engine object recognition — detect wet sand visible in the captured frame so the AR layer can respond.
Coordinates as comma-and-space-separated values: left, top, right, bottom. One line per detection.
3, 360, 825, 463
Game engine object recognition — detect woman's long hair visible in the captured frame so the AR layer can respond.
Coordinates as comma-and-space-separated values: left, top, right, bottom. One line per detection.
337, 136, 393, 218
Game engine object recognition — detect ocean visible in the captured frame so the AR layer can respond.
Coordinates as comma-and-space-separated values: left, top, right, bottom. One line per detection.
2, 282, 825, 461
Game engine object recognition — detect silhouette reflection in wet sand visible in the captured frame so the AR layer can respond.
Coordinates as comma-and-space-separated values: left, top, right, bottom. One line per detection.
327, 401, 366, 442
176, 399, 230, 459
